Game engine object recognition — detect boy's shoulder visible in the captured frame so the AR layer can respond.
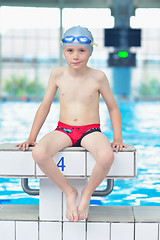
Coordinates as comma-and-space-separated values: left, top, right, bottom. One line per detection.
49, 67, 66, 86
51, 66, 66, 78
90, 68, 108, 82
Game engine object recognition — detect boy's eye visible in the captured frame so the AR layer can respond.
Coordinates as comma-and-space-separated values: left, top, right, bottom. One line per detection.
80, 49, 85, 52
67, 49, 73, 52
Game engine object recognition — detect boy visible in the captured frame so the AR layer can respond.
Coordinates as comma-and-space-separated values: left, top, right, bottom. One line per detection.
16, 26, 126, 222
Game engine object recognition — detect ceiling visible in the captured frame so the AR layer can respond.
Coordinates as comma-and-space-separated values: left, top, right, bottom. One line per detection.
0, 0, 160, 8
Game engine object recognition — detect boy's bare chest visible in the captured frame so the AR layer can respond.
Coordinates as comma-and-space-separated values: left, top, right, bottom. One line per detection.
58, 80, 99, 103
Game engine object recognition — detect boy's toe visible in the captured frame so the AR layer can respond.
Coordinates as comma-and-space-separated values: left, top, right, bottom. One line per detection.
74, 212, 78, 222
70, 214, 74, 221
78, 213, 84, 221
66, 213, 72, 221
74, 215, 78, 222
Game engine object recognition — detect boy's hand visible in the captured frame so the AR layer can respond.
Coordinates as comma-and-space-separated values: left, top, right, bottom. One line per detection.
15, 140, 37, 151
111, 141, 127, 152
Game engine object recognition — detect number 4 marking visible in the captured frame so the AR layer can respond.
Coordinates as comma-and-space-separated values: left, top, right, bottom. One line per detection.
57, 157, 66, 171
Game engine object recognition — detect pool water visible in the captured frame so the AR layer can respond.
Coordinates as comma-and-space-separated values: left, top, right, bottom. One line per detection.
0, 101, 160, 206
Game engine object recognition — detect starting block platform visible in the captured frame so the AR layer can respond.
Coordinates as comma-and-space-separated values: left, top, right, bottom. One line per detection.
0, 143, 136, 178
0, 143, 141, 240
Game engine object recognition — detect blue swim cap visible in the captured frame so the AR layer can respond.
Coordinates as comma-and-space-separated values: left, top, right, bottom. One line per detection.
62, 26, 94, 56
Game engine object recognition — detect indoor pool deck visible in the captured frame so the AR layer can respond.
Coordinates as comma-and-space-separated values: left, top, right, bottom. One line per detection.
0, 143, 160, 239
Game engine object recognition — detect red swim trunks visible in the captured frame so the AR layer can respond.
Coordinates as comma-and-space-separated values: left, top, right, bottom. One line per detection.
55, 121, 101, 147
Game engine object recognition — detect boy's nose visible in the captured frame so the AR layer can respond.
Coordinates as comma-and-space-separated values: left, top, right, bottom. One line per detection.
73, 51, 78, 59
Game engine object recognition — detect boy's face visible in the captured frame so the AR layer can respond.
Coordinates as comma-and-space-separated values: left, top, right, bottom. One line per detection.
63, 45, 90, 69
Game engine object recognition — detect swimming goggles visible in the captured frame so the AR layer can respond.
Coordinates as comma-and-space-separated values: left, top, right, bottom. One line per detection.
62, 35, 92, 44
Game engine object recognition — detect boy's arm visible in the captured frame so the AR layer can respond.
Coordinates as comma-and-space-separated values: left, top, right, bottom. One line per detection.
98, 71, 126, 152
16, 69, 58, 150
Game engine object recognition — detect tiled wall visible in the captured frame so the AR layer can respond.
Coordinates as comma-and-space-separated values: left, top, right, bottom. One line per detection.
0, 221, 160, 240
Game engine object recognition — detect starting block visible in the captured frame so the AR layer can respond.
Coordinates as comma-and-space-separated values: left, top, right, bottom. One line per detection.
0, 143, 136, 239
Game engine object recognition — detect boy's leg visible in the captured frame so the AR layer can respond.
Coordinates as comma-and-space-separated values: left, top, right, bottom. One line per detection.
32, 130, 78, 222
78, 132, 114, 220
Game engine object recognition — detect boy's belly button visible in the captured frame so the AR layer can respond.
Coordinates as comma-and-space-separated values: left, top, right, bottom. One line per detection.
74, 119, 78, 122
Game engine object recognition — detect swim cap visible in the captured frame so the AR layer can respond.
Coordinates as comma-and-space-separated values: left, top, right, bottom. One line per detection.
62, 26, 94, 56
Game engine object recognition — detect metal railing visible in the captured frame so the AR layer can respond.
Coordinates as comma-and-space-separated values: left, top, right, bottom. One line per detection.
21, 178, 114, 197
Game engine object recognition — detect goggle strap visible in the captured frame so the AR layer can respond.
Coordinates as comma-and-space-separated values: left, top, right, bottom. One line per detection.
90, 42, 98, 47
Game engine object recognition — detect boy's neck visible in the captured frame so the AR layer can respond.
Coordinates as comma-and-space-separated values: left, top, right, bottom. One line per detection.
67, 66, 90, 77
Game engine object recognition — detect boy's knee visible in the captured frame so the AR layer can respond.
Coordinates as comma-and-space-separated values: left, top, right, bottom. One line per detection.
32, 145, 48, 165
97, 149, 114, 168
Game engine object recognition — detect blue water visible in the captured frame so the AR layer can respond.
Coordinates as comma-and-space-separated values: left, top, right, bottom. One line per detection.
0, 101, 160, 206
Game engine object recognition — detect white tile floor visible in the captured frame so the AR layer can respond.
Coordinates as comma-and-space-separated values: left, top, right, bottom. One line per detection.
87, 222, 110, 240
39, 222, 62, 240
135, 223, 159, 240
16, 221, 38, 240
63, 222, 86, 240
0, 221, 15, 240
111, 223, 134, 240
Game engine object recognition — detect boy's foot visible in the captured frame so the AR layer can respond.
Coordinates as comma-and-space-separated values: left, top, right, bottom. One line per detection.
78, 189, 91, 221
65, 188, 78, 222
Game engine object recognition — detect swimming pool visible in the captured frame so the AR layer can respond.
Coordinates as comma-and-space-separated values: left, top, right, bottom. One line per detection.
0, 100, 160, 206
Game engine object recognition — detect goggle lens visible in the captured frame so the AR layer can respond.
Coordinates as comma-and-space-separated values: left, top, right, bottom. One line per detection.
63, 36, 74, 43
78, 36, 90, 43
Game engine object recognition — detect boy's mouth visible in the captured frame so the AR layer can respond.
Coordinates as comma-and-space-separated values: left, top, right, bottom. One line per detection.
72, 62, 81, 65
